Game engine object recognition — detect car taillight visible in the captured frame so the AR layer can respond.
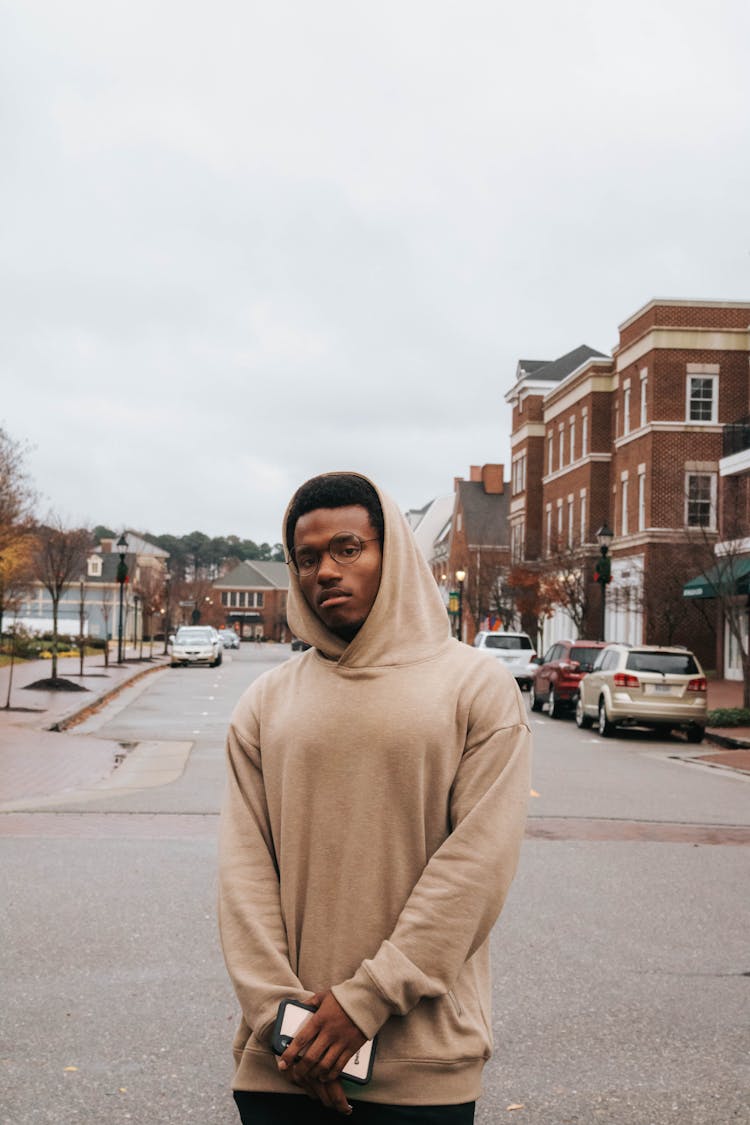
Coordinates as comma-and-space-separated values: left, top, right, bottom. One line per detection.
687, 677, 707, 693
613, 672, 640, 688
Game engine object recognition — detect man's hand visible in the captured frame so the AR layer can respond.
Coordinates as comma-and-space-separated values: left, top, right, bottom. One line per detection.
277, 990, 366, 1109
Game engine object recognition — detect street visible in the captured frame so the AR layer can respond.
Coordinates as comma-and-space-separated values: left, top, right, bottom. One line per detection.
2, 645, 749, 1125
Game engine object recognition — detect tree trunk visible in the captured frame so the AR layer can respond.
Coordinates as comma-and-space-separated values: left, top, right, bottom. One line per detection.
51, 597, 59, 680
4, 628, 16, 709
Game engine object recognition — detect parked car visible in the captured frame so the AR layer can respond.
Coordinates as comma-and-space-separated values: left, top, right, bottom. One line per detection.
575, 644, 707, 741
530, 639, 607, 718
170, 626, 223, 668
473, 631, 537, 690
219, 629, 240, 649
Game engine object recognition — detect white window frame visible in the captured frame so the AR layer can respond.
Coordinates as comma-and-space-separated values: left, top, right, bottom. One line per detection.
621, 476, 629, 536
558, 424, 565, 470
569, 416, 575, 463
548, 433, 554, 476
582, 411, 588, 457
567, 497, 574, 548
685, 472, 717, 529
640, 369, 648, 427
638, 468, 646, 532
686, 373, 718, 424
580, 489, 587, 545
623, 383, 631, 436
545, 505, 552, 555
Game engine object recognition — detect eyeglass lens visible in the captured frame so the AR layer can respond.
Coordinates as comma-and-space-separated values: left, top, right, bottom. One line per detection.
294, 533, 364, 574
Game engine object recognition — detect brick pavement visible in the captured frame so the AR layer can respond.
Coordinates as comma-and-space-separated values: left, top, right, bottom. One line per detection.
0, 650, 169, 807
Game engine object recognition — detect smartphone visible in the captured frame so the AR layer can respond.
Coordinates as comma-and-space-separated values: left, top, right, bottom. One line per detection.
271, 999, 376, 1086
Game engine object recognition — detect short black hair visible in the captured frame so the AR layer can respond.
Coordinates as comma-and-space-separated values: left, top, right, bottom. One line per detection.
286, 474, 384, 553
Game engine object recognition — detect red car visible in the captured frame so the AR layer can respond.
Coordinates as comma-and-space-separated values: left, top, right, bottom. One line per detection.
530, 639, 606, 718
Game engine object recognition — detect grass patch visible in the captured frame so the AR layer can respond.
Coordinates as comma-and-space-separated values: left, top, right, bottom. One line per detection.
0, 654, 29, 668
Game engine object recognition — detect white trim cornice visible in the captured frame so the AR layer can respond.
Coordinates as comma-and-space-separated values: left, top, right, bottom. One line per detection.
542, 452, 611, 485
720, 448, 750, 477
511, 423, 546, 447
543, 375, 615, 421
616, 327, 750, 371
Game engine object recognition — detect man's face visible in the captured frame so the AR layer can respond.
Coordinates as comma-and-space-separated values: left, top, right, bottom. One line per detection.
293, 504, 382, 642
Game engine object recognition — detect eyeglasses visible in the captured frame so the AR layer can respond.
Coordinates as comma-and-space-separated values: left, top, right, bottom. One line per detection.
288, 533, 381, 576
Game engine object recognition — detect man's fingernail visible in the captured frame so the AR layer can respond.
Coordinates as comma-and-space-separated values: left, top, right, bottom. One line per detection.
277, 1060, 287, 1071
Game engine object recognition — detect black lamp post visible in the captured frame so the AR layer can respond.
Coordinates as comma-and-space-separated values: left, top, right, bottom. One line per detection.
116, 533, 128, 663
595, 523, 614, 642
455, 569, 466, 642
162, 569, 171, 655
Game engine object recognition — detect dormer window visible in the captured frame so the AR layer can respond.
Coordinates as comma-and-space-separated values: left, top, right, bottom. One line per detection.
87, 555, 103, 578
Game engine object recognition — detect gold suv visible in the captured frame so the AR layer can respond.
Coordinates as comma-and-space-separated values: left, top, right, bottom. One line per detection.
575, 644, 707, 742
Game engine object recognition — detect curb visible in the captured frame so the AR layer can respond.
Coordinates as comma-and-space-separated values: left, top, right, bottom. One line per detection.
47, 662, 169, 732
705, 729, 750, 751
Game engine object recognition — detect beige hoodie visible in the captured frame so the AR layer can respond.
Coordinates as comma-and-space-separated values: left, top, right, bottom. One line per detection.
219, 475, 531, 1105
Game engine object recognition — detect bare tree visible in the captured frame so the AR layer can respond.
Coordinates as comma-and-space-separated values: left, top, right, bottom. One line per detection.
32, 518, 92, 682
100, 586, 114, 667
0, 427, 37, 556
540, 539, 597, 639
1, 542, 35, 709
133, 567, 163, 660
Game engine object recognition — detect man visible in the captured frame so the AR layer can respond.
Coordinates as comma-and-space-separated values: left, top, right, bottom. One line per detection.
219, 472, 531, 1123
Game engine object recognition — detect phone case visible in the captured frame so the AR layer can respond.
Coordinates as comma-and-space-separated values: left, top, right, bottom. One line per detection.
271, 999, 376, 1086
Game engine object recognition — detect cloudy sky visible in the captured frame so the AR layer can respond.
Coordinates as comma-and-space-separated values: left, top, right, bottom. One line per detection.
2, 0, 749, 545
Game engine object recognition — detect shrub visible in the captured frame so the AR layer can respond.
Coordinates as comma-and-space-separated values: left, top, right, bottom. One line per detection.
706, 708, 750, 728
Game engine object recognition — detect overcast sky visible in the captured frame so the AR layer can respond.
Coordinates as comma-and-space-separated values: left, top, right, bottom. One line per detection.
2, 0, 749, 545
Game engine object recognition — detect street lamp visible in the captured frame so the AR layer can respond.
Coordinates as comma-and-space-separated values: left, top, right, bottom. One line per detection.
116, 533, 128, 663
455, 569, 466, 642
162, 569, 171, 655
595, 523, 614, 642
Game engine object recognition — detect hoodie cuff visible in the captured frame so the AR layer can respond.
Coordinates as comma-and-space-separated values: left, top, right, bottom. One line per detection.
331, 967, 394, 1041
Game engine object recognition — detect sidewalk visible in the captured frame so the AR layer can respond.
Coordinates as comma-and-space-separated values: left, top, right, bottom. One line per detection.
697, 677, 750, 776
0, 648, 169, 806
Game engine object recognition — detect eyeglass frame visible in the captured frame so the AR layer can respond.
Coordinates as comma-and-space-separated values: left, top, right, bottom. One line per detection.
287, 532, 381, 576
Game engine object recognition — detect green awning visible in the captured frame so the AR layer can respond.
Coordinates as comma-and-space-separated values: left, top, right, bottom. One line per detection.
683, 557, 750, 599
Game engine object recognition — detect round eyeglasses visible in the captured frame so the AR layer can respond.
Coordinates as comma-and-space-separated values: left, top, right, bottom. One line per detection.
288, 532, 380, 576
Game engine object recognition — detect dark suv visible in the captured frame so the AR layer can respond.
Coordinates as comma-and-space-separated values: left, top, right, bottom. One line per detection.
530, 639, 606, 718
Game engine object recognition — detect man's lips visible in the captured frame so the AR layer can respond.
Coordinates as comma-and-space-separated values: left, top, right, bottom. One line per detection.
317, 588, 351, 608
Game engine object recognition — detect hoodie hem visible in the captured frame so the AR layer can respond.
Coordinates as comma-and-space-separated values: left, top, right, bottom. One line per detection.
232, 1046, 485, 1105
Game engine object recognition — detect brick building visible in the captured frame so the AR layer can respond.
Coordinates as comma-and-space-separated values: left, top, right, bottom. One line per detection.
445, 464, 510, 645
506, 298, 750, 672
212, 560, 291, 642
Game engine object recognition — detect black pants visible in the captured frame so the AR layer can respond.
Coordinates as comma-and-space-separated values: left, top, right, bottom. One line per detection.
233, 1091, 475, 1124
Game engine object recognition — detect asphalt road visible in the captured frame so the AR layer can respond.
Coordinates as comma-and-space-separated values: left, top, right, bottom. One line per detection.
2, 645, 749, 1125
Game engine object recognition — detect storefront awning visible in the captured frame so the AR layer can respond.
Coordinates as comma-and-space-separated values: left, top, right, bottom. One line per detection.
683, 557, 750, 599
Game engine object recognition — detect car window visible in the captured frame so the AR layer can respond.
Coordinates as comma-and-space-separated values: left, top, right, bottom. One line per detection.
484, 635, 532, 650
627, 651, 699, 675
175, 628, 213, 642
570, 646, 600, 671
542, 647, 555, 662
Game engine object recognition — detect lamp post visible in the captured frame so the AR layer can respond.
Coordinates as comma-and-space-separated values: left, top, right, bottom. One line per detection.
116, 533, 128, 663
162, 569, 171, 655
455, 569, 466, 642
595, 523, 614, 642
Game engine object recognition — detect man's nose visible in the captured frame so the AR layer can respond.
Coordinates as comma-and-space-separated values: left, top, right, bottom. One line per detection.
316, 550, 342, 582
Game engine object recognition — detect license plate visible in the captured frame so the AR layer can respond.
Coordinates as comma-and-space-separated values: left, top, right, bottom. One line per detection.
653, 684, 671, 694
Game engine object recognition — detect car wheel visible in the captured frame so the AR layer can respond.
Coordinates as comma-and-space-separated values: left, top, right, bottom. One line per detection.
598, 697, 616, 737
686, 724, 705, 744
530, 683, 543, 712
575, 696, 592, 729
213, 653, 223, 667
548, 686, 561, 719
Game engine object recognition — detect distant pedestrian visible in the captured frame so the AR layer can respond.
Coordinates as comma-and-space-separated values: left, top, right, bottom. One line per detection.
219, 472, 531, 1123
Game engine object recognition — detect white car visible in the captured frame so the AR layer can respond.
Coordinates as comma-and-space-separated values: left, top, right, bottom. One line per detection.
473, 631, 537, 690
219, 629, 240, 649
170, 626, 223, 668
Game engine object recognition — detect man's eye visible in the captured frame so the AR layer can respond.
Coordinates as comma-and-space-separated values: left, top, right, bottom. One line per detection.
339, 546, 358, 558
296, 552, 317, 569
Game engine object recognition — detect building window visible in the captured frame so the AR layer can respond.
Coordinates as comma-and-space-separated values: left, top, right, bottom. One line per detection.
87, 555, 102, 578
582, 412, 588, 457
221, 592, 229, 607
559, 425, 565, 470
686, 473, 716, 528
621, 478, 629, 536
520, 453, 526, 492
640, 372, 648, 427
546, 506, 552, 555
567, 498, 574, 548
256, 592, 264, 608
580, 491, 587, 544
569, 417, 575, 462
687, 375, 718, 423
638, 471, 646, 531
556, 501, 563, 546
623, 386, 631, 436
548, 433, 554, 476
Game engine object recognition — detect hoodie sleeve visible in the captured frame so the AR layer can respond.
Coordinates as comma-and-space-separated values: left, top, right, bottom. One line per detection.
218, 689, 311, 1044
331, 669, 531, 1041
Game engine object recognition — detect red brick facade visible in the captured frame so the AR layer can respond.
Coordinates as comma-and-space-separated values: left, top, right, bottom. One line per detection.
507, 299, 750, 670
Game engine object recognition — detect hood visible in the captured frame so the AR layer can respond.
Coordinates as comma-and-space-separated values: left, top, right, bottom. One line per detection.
284, 472, 452, 668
